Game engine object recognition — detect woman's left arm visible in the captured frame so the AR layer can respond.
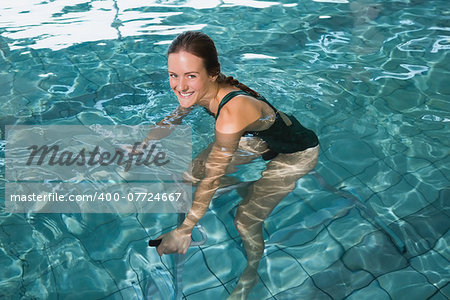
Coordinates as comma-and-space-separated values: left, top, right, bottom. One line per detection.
155, 95, 260, 256
156, 130, 242, 256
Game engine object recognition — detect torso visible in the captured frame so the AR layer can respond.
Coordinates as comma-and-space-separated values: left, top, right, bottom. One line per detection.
212, 89, 320, 154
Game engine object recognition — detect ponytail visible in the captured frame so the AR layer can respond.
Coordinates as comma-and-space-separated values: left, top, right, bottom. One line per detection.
217, 73, 260, 98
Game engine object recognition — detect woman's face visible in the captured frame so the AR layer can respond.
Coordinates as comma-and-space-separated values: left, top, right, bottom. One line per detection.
168, 51, 216, 108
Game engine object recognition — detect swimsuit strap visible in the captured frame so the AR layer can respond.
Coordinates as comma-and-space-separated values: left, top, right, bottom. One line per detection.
215, 91, 247, 120
215, 90, 277, 120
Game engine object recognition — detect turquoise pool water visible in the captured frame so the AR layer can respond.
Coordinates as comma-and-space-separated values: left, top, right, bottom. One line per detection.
1, 0, 449, 299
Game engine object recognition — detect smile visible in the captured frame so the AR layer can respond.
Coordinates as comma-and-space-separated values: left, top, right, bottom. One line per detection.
179, 91, 194, 97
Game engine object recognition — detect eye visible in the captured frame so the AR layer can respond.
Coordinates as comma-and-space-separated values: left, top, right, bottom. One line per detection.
187, 74, 197, 79
169, 73, 177, 78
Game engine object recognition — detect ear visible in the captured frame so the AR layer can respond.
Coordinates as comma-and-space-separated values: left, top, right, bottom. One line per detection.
209, 73, 219, 82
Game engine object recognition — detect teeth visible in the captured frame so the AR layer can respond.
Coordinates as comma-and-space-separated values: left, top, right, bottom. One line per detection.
180, 92, 193, 97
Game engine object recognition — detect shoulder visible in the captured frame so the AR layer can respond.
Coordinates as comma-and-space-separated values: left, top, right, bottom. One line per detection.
215, 94, 261, 134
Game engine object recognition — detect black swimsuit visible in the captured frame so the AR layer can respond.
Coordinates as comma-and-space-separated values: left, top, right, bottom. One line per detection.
215, 90, 319, 160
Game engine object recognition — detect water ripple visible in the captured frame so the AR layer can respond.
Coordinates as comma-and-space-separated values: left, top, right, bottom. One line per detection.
366, 64, 429, 81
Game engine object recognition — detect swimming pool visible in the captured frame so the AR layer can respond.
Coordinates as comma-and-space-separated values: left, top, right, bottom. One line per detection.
1, 0, 449, 299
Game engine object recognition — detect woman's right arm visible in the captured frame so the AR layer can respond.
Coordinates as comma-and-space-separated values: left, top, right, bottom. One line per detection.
142, 105, 194, 143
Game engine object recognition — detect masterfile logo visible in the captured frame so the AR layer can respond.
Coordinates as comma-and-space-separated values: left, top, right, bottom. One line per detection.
5, 125, 192, 213
25, 142, 170, 171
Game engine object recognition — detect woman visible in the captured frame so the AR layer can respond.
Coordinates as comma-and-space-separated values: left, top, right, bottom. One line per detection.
153, 31, 319, 299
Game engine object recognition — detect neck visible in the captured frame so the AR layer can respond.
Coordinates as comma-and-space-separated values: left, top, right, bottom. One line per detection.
198, 82, 240, 116
198, 81, 221, 112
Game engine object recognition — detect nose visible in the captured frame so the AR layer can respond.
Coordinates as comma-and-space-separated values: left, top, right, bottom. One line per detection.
177, 77, 188, 92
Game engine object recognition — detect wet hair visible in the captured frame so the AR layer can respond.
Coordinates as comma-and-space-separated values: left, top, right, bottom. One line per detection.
168, 31, 259, 98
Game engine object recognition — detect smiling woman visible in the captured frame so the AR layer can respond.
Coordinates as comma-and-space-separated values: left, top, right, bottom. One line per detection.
146, 31, 319, 299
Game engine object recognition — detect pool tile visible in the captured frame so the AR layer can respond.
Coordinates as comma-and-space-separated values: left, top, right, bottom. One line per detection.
265, 219, 327, 251
376, 178, 430, 219
246, 277, 276, 300
314, 161, 363, 190
196, 242, 246, 285
257, 249, 309, 296
294, 176, 333, 200
182, 247, 232, 296
403, 204, 449, 253
265, 193, 319, 235
438, 152, 449, 176
77, 111, 117, 125
434, 188, 450, 216
360, 136, 396, 163
274, 277, 332, 300
410, 250, 450, 289
1, 95, 31, 118
295, 187, 344, 212
184, 284, 229, 300
51, 255, 118, 299
207, 192, 242, 239
324, 138, 380, 175
13, 71, 46, 94
429, 292, 450, 300
0, 73, 14, 97
312, 259, 373, 299
377, 267, 438, 300
198, 209, 237, 246
387, 141, 409, 155
334, 113, 379, 139
283, 229, 343, 276
98, 284, 145, 300
328, 209, 377, 250
342, 231, 407, 277
388, 84, 427, 112
329, 175, 377, 206
403, 172, 440, 206
223, 277, 276, 300
411, 164, 450, 192
223, 279, 237, 298
440, 283, 450, 299
0, 219, 36, 253
138, 265, 179, 300
137, 213, 180, 237
103, 257, 140, 291
101, 239, 163, 291
405, 139, 448, 163
80, 216, 147, 261
116, 64, 146, 83
21, 271, 59, 299
0, 247, 23, 296
398, 220, 435, 257
95, 82, 135, 101
366, 194, 401, 224
21, 249, 54, 288
383, 154, 432, 175
346, 279, 390, 300
434, 231, 450, 261
116, 285, 144, 300
357, 159, 403, 194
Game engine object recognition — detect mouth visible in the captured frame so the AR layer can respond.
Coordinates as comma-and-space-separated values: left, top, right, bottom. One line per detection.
178, 91, 194, 98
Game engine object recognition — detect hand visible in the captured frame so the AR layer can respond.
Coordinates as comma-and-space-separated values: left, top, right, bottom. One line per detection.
156, 228, 192, 256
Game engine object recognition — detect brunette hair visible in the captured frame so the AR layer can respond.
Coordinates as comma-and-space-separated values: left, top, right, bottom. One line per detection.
168, 31, 259, 98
